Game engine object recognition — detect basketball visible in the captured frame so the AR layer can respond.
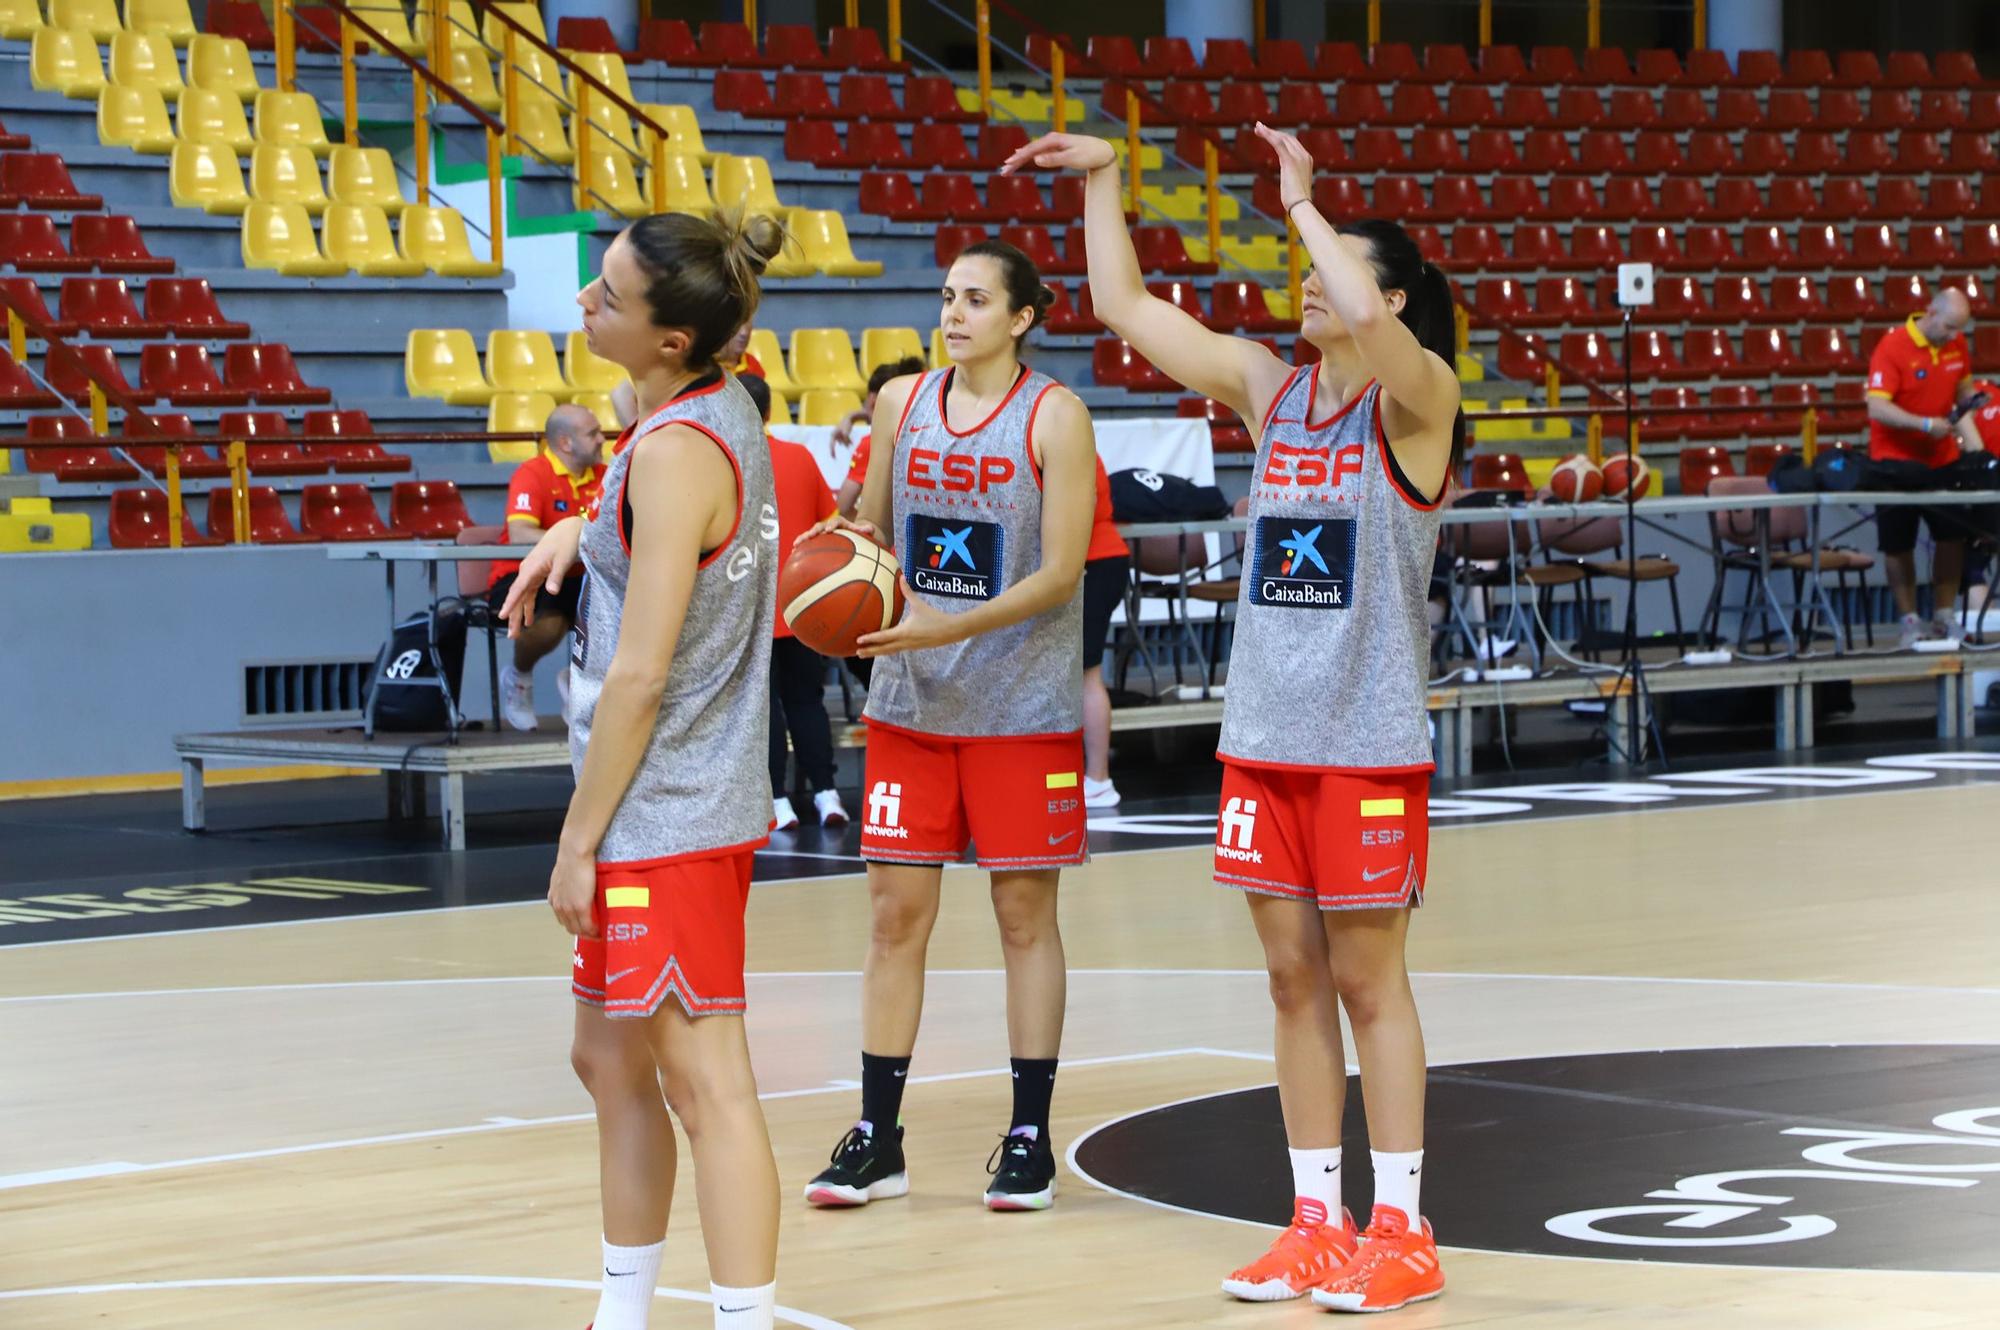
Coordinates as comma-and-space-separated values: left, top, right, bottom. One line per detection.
1601, 453, 1652, 500
1548, 454, 1604, 502
779, 529, 905, 657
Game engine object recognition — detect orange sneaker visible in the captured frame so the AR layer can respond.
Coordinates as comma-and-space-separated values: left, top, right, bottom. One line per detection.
1220, 1201, 1359, 1302
1311, 1205, 1444, 1313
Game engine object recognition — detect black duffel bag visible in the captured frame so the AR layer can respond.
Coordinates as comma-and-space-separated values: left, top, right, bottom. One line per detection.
368, 603, 469, 732
1109, 466, 1231, 521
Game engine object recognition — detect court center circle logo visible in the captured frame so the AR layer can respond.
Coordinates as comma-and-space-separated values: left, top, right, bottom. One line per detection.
1071, 1045, 2000, 1272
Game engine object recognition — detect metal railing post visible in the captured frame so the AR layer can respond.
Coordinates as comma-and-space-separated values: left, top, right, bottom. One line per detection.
1204, 139, 1220, 264
276, 0, 295, 92
413, 73, 429, 205
975, 0, 992, 118
340, 13, 358, 145
1286, 219, 1302, 323
888, 0, 901, 62
1125, 89, 1141, 216
1050, 44, 1065, 133
502, 27, 519, 156
486, 128, 504, 268
164, 442, 184, 550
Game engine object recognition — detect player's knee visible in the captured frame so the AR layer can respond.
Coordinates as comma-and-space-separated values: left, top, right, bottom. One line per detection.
990, 889, 1054, 951
570, 1030, 648, 1099
1333, 966, 1408, 1027
658, 1059, 752, 1134
868, 891, 933, 948
1265, 950, 1332, 1014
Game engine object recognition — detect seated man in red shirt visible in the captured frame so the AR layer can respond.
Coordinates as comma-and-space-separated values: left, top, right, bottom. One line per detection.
486, 402, 606, 729
1863, 289, 1984, 647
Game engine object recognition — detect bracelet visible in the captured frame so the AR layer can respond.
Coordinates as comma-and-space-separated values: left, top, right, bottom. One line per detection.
1285, 198, 1312, 219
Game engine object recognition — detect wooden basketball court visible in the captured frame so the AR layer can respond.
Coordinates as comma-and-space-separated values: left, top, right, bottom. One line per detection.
4, 777, 1998, 1328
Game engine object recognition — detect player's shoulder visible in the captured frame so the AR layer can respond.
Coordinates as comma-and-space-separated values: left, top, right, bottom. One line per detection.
1028, 379, 1089, 432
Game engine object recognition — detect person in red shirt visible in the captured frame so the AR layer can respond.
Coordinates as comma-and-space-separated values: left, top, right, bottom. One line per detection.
487, 403, 606, 729
1082, 453, 1130, 808
1864, 289, 1982, 646
741, 374, 849, 831
834, 357, 926, 518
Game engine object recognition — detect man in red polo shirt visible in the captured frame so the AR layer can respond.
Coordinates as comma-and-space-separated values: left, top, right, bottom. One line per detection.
1864, 288, 1983, 647
486, 403, 605, 729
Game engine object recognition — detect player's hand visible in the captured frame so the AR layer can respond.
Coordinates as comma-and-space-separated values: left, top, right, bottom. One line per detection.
794, 514, 879, 552
856, 579, 961, 657
548, 845, 598, 938
830, 411, 868, 450
502, 516, 584, 637
1253, 122, 1315, 215
1000, 132, 1117, 176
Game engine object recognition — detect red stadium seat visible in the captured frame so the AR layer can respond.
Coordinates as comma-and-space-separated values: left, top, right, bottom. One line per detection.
1580, 47, 1633, 84
1086, 36, 1143, 77
1679, 329, 1742, 379
1534, 276, 1597, 325
1546, 177, 1602, 219
1209, 281, 1293, 333
1886, 51, 1936, 85
1734, 50, 1784, 85
1606, 90, 1658, 131
1335, 84, 1388, 125
1744, 442, 1798, 476
1198, 37, 1255, 79
1868, 178, 1925, 219
1311, 176, 1369, 220
1314, 41, 1371, 81
1558, 331, 1620, 381
121, 413, 227, 480
0, 215, 90, 274
1948, 135, 1999, 173
22, 416, 122, 478
915, 173, 982, 222
1968, 92, 2000, 131
0, 155, 102, 211
1633, 132, 1685, 175
1810, 89, 1863, 130
1636, 48, 1687, 83
1423, 43, 1476, 83
847, 122, 912, 169
837, 74, 905, 121
1917, 177, 1977, 220
828, 27, 903, 73
1884, 273, 1931, 311
1473, 278, 1534, 325
1496, 86, 1551, 128
1133, 225, 1212, 275
224, 343, 330, 405
110, 487, 221, 548
635, 19, 697, 63
699, 22, 769, 68
302, 409, 408, 473
1142, 36, 1198, 79
773, 72, 839, 119
1370, 42, 1422, 82
1442, 86, 1499, 129
1826, 275, 1887, 320
1554, 88, 1607, 128
1866, 91, 1918, 130
209, 0, 275, 49
1710, 276, 1771, 323
70, 215, 174, 275
1819, 130, 1884, 174
1468, 454, 1534, 495
1916, 91, 1967, 131
0, 348, 61, 407
1579, 131, 1636, 174
1275, 83, 1338, 127
764, 24, 835, 70
1504, 224, 1563, 272
1691, 225, 1754, 270
1529, 46, 1582, 85
1702, 387, 1772, 439
711, 71, 775, 116
1628, 225, 1688, 269
1023, 33, 1088, 75
1796, 225, 1856, 269
1964, 221, 2000, 266
1489, 177, 1548, 219
1568, 224, 1624, 269
1039, 282, 1093, 336
1771, 276, 1829, 321
1897, 131, 1948, 173
559, 17, 624, 56
932, 222, 986, 267
1522, 130, 1579, 174
1797, 328, 1864, 373
1214, 82, 1272, 129
1008, 224, 1081, 276
1146, 280, 1206, 325
1352, 130, 1408, 171
0, 276, 78, 337
1687, 132, 1741, 175
1679, 445, 1737, 495
1253, 39, 1310, 81
140, 343, 251, 406
1639, 388, 1703, 443
1847, 224, 1905, 268
1712, 90, 1762, 130
1477, 44, 1529, 83
1658, 89, 1708, 132
1630, 329, 1689, 380
390, 480, 472, 538
1091, 336, 1173, 392
1178, 396, 1251, 452
1599, 178, 1653, 220
1762, 90, 1813, 130
1645, 275, 1712, 324
1448, 224, 1507, 272
1742, 328, 1799, 376
1369, 174, 1426, 220
971, 125, 1030, 170
1497, 332, 1547, 380
1834, 51, 1885, 87
206, 484, 309, 543
1465, 129, 1519, 173
1684, 49, 1732, 85
907, 122, 972, 170
905, 75, 977, 122
1386, 85, 1444, 127
858, 171, 920, 220
300, 483, 395, 541
985, 174, 1050, 222
1978, 176, 2000, 217
48, 344, 152, 404
783, 121, 842, 165
1160, 80, 1220, 126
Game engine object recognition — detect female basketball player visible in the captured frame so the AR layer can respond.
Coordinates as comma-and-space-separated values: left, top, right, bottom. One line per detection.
500, 207, 786, 1330
1005, 126, 1461, 1312
796, 240, 1098, 1212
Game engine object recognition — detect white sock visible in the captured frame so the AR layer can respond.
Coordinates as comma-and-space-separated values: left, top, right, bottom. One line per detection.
1371, 1149, 1423, 1228
593, 1237, 664, 1330
1288, 1146, 1341, 1228
712, 1280, 776, 1330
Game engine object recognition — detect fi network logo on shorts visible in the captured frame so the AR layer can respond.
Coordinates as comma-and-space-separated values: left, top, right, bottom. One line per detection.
1250, 516, 1356, 610
866, 781, 909, 839
1217, 797, 1263, 864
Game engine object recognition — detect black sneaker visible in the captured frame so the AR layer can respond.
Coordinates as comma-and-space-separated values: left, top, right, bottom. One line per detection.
983, 1130, 1057, 1211
804, 1123, 908, 1208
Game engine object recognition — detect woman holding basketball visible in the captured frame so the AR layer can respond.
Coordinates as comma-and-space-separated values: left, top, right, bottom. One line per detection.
798, 239, 1098, 1212
1004, 127, 1461, 1311
501, 207, 786, 1330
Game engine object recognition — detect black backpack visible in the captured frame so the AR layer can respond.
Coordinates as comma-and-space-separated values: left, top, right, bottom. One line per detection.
1108, 467, 1231, 521
368, 603, 469, 732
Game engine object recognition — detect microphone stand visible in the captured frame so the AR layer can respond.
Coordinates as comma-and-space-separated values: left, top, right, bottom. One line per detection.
1609, 303, 1663, 768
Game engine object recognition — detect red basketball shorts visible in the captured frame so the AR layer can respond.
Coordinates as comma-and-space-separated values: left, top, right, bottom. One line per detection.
1213, 762, 1430, 910
858, 721, 1088, 870
570, 849, 755, 1019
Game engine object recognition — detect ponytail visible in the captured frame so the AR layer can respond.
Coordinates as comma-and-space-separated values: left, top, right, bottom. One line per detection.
1336, 220, 1467, 479
624, 205, 789, 371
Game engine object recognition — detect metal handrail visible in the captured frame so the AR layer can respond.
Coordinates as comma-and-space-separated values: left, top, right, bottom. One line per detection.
289, 0, 503, 133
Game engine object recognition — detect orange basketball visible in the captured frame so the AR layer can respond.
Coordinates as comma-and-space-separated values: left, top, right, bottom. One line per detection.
1601, 453, 1652, 500
1548, 454, 1604, 503
779, 529, 905, 657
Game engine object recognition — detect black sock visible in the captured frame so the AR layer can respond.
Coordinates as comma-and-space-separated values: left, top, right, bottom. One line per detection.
859, 1052, 910, 1136
1009, 1057, 1058, 1139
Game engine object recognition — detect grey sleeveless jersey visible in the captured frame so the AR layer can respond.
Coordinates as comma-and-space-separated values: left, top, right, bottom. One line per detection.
864, 365, 1084, 738
1216, 368, 1443, 771
569, 376, 779, 863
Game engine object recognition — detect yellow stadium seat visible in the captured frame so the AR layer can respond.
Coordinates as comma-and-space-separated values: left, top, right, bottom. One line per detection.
568, 98, 636, 155
1141, 183, 1239, 224
1218, 233, 1286, 273
124, 0, 195, 46
636, 104, 711, 163
762, 210, 814, 280
254, 90, 332, 156
746, 329, 800, 400
177, 86, 252, 153
563, 331, 627, 395
250, 142, 328, 215
31, 28, 107, 100
571, 390, 619, 432
564, 50, 634, 108
350, 0, 424, 56
487, 329, 571, 400
798, 388, 863, 427
444, 44, 502, 113
860, 327, 925, 377
790, 209, 882, 278
97, 83, 176, 153
242, 200, 347, 277
410, 0, 476, 49
645, 153, 713, 216
481, 0, 546, 47
0, 0, 46, 41
399, 204, 501, 277
322, 202, 423, 276
186, 33, 259, 102
495, 38, 565, 105
508, 96, 573, 166
1108, 138, 1163, 173
763, 388, 792, 426
169, 141, 250, 213
327, 145, 408, 214
108, 32, 184, 101
1, 497, 93, 553
929, 327, 949, 368
486, 390, 554, 461
710, 154, 784, 219
574, 145, 648, 218
788, 329, 866, 396
406, 329, 495, 405
990, 88, 1052, 123
49, 0, 119, 43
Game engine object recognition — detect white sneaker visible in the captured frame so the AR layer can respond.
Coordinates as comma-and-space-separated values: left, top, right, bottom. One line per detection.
1083, 776, 1121, 808
773, 796, 800, 831
498, 662, 537, 732
1898, 613, 1924, 650
813, 788, 850, 826
1930, 610, 1962, 644
555, 664, 571, 714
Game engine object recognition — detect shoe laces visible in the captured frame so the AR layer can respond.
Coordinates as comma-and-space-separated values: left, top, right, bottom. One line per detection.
985, 1132, 1035, 1176
828, 1125, 873, 1164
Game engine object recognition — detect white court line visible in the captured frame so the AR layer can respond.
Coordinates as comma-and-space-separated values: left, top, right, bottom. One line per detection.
0, 1275, 854, 1327
10, 968, 2000, 1004
0, 1047, 1218, 1193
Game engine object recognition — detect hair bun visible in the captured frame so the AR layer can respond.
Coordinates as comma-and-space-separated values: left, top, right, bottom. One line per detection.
715, 204, 787, 277
1029, 283, 1056, 328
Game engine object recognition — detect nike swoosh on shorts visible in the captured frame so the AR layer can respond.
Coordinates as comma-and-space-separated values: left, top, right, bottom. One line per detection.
1359, 866, 1401, 883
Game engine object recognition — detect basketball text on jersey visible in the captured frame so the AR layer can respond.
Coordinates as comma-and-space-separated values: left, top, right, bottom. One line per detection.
905, 513, 1005, 600
1248, 517, 1357, 609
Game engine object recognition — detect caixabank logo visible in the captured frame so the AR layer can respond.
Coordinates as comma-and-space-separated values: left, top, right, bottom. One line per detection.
1249, 516, 1357, 609
1072, 1045, 2000, 1271
905, 513, 1004, 601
